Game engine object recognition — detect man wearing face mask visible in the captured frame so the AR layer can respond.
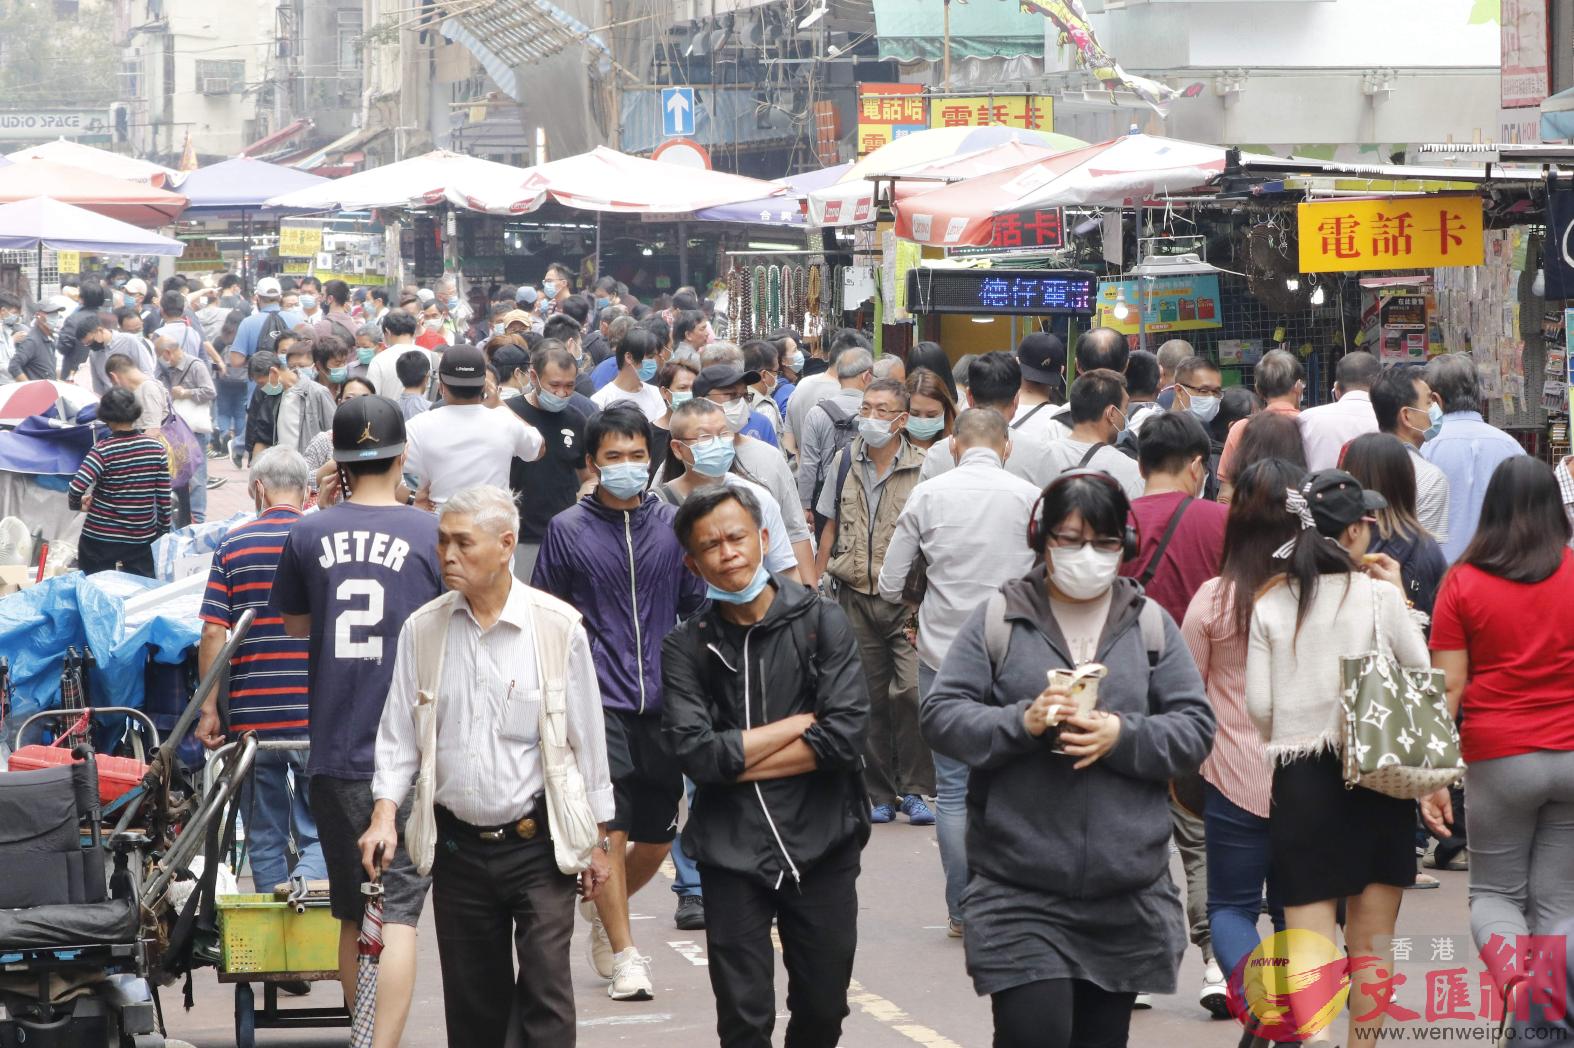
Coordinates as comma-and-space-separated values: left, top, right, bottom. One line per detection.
1297, 350, 1379, 472
1041, 369, 1145, 501
1371, 365, 1450, 543
539, 263, 572, 315
274, 339, 338, 457
532, 406, 707, 1003
693, 362, 816, 583
313, 279, 363, 347
590, 327, 666, 421
879, 409, 1041, 937
797, 347, 873, 528
156, 333, 218, 523
244, 350, 285, 462
655, 399, 802, 582
1217, 349, 1303, 504
815, 377, 934, 827
1009, 333, 1070, 444
504, 344, 593, 579
661, 485, 869, 1048
741, 339, 786, 436
8, 294, 70, 380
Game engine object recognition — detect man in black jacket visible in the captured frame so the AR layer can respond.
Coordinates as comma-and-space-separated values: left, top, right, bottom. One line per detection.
662, 485, 869, 1048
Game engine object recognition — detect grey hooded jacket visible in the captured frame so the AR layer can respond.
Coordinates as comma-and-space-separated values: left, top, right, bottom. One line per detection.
921, 568, 1214, 899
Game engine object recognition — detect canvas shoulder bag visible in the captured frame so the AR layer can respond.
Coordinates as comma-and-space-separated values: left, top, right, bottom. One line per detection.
1339, 577, 1464, 800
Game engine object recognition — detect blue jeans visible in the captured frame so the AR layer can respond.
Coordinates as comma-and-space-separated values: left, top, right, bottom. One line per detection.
215, 383, 248, 442
1203, 782, 1284, 983
920, 663, 969, 923
671, 776, 701, 898
240, 746, 326, 894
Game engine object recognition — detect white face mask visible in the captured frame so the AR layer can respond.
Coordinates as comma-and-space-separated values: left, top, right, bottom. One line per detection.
1186, 394, 1220, 423
721, 398, 749, 433
1048, 545, 1122, 600
858, 416, 897, 448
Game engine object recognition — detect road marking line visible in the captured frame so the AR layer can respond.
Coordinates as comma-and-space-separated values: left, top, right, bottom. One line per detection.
847, 979, 964, 1048
577, 1013, 673, 1027
667, 939, 709, 966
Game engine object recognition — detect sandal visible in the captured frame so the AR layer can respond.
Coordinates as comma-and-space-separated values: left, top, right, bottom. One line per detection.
1409, 872, 1441, 889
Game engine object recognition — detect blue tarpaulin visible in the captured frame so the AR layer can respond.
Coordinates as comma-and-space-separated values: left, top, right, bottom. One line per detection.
0, 572, 200, 729
0, 415, 96, 476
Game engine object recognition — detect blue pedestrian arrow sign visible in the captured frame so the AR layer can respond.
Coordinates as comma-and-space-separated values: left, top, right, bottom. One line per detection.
662, 87, 695, 138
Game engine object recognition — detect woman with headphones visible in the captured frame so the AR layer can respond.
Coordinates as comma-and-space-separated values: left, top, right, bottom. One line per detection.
921, 470, 1216, 1048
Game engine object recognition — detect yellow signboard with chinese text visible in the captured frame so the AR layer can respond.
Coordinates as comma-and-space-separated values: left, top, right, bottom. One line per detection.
856, 84, 927, 157
1298, 196, 1483, 273
929, 96, 1053, 132
55, 251, 79, 274
278, 222, 324, 259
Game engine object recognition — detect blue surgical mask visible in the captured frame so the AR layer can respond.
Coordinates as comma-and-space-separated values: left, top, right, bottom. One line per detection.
705, 560, 771, 604
787, 350, 804, 370
906, 415, 944, 440
299, 294, 317, 311
447, 297, 460, 312
493, 323, 506, 336
688, 437, 735, 477
638, 357, 658, 382
1186, 394, 1220, 424
328, 365, 348, 383
262, 381, 284, 396
537, 388, 571, 412
357, 347, 375, 365
1423, 401, 1444, 441
598, 462, 649, 500
596, 296, 611, 309
542, 279, 559, 298
669, 389, 693, 407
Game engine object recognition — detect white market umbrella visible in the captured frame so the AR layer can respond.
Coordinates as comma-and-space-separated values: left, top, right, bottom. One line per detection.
5, 139, 177, 186
264, 150, 533, 212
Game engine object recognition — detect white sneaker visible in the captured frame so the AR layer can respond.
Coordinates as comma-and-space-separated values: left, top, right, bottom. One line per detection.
580, 898, 614, 980
1133, 993, 1153, 1010
608, 947, 654, 1001
1200, 960, 1229, 1019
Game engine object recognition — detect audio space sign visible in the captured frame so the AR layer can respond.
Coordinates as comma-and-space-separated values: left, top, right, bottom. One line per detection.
0, 111, 106, 141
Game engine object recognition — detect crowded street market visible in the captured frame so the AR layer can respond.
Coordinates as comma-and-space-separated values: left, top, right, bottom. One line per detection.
0, 0, 1571, 1046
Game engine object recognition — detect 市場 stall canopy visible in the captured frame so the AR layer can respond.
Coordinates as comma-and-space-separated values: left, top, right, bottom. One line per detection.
5, 139, 177, 187
0, 198, 185, 255
175, 158, 330, 218
263, 150, 533, 213
0, 160, 187, 227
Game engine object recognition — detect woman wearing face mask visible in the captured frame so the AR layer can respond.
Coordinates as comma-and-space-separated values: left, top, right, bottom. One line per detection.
651, 359, 700, 478
921, 471, 1215, 1048
1245, 469, 1427, 1048
904, 368, 956, 450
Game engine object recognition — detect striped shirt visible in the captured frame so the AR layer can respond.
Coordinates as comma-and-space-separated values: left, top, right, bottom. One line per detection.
1181, 578, 1272, 818
199, 506, 311, 737
68, 431, 173, 543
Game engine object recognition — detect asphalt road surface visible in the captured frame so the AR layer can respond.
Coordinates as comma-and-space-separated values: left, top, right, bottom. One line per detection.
164, 817, 1478, 1048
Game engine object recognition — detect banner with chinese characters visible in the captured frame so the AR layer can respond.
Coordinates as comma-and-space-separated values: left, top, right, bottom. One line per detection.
1093, 275, 1222, 336
930, 95, 1053, 131
1298, 196, 1483, 273
277, 221, 325, 260
987, 208, 1064, 251
856, 84, 927, 157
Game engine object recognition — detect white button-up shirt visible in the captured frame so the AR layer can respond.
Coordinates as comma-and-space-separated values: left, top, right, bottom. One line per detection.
372, 580, 615, 827
1297, 390, 1377, 472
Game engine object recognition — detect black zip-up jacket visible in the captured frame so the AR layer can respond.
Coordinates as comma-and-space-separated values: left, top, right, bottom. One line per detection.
662, 576, 870, 886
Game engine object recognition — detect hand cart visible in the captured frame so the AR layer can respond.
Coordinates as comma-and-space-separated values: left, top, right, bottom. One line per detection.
206, 738, 350, 1048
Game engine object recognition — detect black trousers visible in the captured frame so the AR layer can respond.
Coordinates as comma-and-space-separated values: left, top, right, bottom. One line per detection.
430, 812, 578, 1048
76, 534, 155, 578
699, 837, 860, 1048
991, 978, 1136, 1048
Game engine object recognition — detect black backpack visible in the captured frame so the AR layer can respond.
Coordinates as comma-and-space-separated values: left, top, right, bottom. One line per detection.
255, 311, 291, 356
813, 400, 860, 482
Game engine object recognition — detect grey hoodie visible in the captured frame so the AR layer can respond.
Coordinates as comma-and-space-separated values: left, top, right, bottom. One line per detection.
921, 569, 1214, 899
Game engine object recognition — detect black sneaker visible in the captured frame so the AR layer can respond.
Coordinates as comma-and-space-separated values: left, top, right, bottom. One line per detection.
278, 980, 312, 996
674, 894, 705, 931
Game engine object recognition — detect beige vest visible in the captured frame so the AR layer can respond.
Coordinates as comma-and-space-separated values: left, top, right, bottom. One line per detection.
826, 438, 926, 594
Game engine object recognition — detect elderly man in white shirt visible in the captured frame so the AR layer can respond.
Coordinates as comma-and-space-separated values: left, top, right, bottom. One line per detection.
878, 408, 1040, 935
1297, 350, 1380, 472
364, 485, 613, 1048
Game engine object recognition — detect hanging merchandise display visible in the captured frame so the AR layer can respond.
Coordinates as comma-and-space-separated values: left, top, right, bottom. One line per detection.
750, 265, 767, 342
1434, 228, 1525, 414
806, 264, 823, 341
780, 266, 794, 336
725, 263, 746, 342
788, 265, 807, 334
767, 265, 782, 332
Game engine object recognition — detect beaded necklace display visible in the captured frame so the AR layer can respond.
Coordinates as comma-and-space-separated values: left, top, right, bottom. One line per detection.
766, 265, 782, 332
725, 264, 746, 342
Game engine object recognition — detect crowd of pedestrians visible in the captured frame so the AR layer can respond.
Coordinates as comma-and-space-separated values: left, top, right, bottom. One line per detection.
45, 262, 1574, 1048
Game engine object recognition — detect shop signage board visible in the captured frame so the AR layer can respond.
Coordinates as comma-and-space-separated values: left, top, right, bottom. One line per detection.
905, 268, 1095, 316
0, 110, 106, 141
1093, 275, 1222, 336
1501, 0, 1549, 110
278, 222, 325, 259
55, 251, 79, 275
989, 207, 1064, 250
1298, 196, 1483, 273
929, 95, 1053, 131
856, 84, 927, 157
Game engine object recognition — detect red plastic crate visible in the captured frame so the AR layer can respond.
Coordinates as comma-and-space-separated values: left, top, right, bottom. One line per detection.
8, 745, 148, 804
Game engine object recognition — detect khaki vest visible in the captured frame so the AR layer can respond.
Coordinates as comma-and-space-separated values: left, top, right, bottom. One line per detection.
826, 438, 926, 594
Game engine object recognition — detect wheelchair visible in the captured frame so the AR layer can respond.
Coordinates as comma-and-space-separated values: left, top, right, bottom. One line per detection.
0, 612, 260, 1047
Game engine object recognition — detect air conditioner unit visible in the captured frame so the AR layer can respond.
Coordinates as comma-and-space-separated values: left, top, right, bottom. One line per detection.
201, 77, 231, 95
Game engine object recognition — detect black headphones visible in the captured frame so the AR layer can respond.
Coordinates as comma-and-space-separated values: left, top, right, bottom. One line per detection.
1026, 468, 1140, 562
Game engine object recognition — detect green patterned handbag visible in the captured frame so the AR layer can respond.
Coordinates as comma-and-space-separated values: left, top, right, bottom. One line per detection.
1339, 581, 1464, 800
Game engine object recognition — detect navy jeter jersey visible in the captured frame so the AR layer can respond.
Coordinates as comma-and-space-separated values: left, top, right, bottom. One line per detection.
271, 502, 442, 779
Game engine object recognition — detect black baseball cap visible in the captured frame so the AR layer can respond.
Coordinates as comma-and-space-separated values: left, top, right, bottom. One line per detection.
332, 395, 407, 462
693, 364, 760, 397
1302, 470, 1387, 536
1017, 332, 1066, 386
438, 343, 488, 389
492, 343, 532, 378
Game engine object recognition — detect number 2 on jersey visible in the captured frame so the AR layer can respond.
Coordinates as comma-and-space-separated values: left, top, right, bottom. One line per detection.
335, 579, 385, 659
